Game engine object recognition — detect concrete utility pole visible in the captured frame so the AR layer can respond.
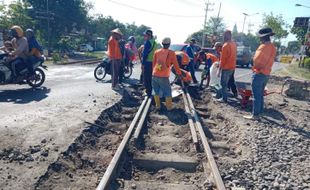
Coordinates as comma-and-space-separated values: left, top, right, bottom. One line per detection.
201, 0, 213, 47
242, 12, 258, 33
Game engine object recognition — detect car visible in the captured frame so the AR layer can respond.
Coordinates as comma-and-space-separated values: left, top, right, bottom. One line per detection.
236, 46, 252, 68
79, 44, 94, 52
169, 44, 188, 52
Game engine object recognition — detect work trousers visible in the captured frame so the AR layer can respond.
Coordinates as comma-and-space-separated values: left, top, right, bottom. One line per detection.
111, 59, 121, 87
252, 73, 269, 116
188, 60, 198, 83
143, 62, 153, 97
220, 69, 234, 102
228, 71, 237, 95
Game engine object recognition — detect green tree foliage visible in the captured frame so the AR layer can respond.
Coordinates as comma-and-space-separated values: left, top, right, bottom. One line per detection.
291, 26, 307, 44
25, 0, 91, 47
286, 41, 301, 54
186, 16, 226, 47
0, 1, 35, 30
88, 15, 150, 49
233, 33, 260, 52
261, 12, 289, 41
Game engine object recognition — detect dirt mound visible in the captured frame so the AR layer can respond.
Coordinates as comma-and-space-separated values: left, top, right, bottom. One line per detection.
34, 87, 142, 190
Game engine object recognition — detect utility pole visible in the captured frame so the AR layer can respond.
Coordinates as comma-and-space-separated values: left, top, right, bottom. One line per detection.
201, 0, 213, 47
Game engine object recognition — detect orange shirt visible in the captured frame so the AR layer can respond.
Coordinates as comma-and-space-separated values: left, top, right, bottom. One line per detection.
253, 42, 277, 75
220, 41, 237, 70
175, 51, 189, 65
207, 53, 219, 63
107, 36, 122, 60
152, 48, 181, 78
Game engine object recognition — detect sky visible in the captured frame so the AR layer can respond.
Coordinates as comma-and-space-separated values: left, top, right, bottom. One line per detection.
2, 0, 310, 45
86, 0, 310, 45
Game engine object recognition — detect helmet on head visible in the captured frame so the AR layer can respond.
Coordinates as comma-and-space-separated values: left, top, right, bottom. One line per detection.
10, 25, 24, 38
128, 36, 135, 43
25, 28, 34, 38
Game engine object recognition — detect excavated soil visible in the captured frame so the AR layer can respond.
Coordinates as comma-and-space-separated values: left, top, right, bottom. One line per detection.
34, 87, 142, 190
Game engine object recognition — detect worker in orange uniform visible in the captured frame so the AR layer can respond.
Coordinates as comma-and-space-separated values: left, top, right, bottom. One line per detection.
172, 51, 192, 86
152, 37, 182, 110
244, 27, 277, 119
217, 30, 237, 103
199, 42, 222, 89
108, 28, 123, 91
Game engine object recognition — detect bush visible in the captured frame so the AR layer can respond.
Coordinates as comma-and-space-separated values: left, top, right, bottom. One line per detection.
304, 57, 310, 69
52, 53, 61, 63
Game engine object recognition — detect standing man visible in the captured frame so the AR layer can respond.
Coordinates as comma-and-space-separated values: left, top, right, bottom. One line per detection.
217, 30, 237, 103
152, 37, 182, 110
108, 28, 123, 91
186, 38, 198, 84
244, 27, 276, 119
142, 29, 156, 97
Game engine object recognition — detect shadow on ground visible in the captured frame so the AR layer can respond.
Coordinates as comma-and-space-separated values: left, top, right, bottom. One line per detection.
0, 87, 51, 104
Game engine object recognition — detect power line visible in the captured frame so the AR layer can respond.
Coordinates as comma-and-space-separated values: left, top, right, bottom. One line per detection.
108, 0, 204, 18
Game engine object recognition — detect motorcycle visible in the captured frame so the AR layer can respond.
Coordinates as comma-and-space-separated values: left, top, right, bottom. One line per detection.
0, 52, 47, 87
94, 57, 133, 81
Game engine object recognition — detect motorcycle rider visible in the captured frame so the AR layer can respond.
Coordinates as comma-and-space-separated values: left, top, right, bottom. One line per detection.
8, 25, 29, 80
25, 29, 44, 76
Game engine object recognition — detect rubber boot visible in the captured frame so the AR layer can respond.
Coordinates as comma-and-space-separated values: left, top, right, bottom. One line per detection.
165, 97, 173, 111
154, 95, 161, 109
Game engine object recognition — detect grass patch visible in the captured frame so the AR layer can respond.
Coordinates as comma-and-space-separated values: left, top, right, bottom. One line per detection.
276, 62, 310, 80
84, 51, 106, 59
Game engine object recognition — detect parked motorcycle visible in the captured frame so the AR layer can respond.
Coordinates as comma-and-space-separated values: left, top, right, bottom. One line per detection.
94, 57, 133, 81
0, 52, 47, 87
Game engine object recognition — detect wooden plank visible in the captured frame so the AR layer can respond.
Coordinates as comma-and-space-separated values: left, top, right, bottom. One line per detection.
96, 97, 148, 190
186, 93, 226, 190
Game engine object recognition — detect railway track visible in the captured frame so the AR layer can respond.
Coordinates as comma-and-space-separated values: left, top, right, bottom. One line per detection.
96, 88, 226, 190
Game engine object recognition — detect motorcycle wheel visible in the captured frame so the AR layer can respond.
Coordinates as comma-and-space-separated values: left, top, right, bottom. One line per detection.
27, 68, 45, 87
124, 65, 132, 79
94, 65, 106, 80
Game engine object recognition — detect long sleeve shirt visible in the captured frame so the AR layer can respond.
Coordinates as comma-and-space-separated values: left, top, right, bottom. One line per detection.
220, 41, 237, 70
107, 36, 122, 60
11, 37, 29, 59
253, 42, 276, 75
186, 45, 195, 60
152, 48, 181, 78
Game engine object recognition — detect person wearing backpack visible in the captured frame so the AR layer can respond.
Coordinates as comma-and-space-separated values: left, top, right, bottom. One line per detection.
142, 29, 156, 97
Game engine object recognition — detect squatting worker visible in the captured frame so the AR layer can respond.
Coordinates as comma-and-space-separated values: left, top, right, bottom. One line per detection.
108, 28, 123, 91
199, 42, 222, 89
217, 30, 237, 103
244, 27, 277, 120
142, 29, 157, 97
152, 37, 182, 111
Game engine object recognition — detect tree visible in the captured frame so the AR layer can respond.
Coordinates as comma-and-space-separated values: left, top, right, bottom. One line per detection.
261, 12, 289, 42
291, 26, 307, 44
232, 24, 238, 39
187, 16, 226, 47
232, 32, 260, 52
0, 1, 35, 30
25, 0, 91, 47
286, 41, 301, 54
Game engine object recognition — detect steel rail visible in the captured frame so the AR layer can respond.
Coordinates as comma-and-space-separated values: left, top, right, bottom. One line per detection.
96, 96, 149, 190
133, 98, 152, 141
185, 92, 226, 190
